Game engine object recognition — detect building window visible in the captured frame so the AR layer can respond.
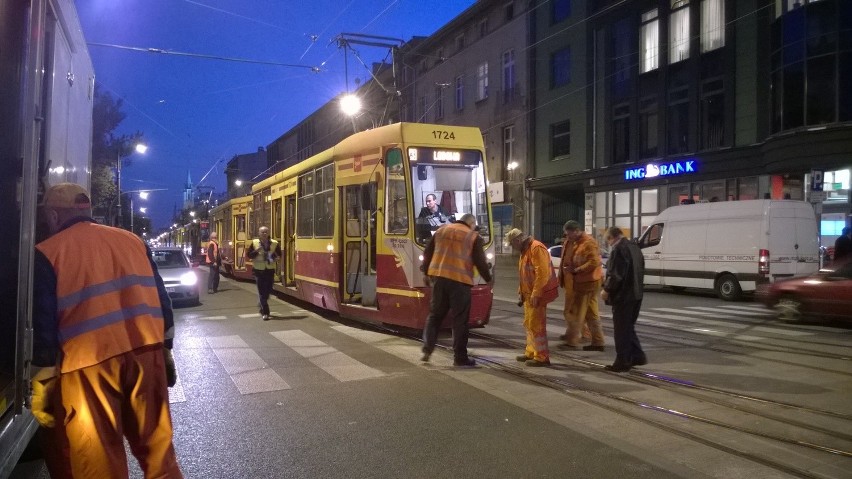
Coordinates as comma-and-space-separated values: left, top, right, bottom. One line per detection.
807, 54, 836, 125
612, 103, 631, 164
612, 18, 632, 98
551, 120, 571, 160
456, 33, 465, 52
502, 49, 516, 103
505, 2, 514, 22
477, 62, 489, 101
480, 18, 489, 38
667, 87, 690, 154
700, 0, 725, 52
435, 86, 444, 120
502, 126, 515, 179
670, 0, 690, 63
639, 97, 658, 158
700, 78, 725, 149
640, 9, 659, 73
552, 0, 571, 23
551, 47, 571, 88
419, 96, 427, 122
455, 75, 464, 111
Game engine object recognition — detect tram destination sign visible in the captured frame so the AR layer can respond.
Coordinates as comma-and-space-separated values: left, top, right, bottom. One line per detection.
625, 160, 697, 181
408, 147, 482, 166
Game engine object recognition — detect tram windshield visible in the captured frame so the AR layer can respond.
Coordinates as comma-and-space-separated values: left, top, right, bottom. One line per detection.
408, 147, 490, 247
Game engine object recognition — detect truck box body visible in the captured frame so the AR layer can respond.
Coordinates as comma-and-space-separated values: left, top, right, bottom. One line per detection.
636, 200, 819, 300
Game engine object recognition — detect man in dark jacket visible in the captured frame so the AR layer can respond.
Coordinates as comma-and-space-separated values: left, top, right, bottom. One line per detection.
834, 226, 851, 264
601, 226, 647, 372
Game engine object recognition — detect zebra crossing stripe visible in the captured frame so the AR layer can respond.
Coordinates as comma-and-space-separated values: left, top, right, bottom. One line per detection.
717, 305, 773, 313
652, 307, 752, 320
238, 313, 261, 319
198, 316, 227, 321
642, 311, 811, 337
270, 330, 385, 382
686, 306, 771, 317
206, 335, 291, 394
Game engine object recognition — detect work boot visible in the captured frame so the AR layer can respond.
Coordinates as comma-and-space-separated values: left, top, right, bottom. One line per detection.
453, 358, 476, 367
516, 355, 531, 362
525, 359, 551, 367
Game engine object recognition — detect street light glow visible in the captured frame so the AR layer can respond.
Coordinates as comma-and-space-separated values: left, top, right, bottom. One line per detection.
507, 161, 519, 171
235, 179, 243, 186
139, 191, 150, 200
134, 143, 148, 154
340, 94, 361, 116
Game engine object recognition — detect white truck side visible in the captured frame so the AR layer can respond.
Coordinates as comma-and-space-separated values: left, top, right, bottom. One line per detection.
636, 200, 819, 300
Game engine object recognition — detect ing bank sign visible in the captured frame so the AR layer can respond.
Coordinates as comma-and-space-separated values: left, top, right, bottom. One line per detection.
625, 160, 697, 181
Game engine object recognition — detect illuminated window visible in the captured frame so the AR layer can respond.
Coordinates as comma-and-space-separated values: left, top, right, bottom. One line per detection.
477, 62, 489, 101
640, 9, 659, 72
700, 0, 725, 52
670, 1, 690, 63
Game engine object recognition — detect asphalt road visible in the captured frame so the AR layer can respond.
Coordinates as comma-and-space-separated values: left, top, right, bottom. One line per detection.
11, 260, 852, 479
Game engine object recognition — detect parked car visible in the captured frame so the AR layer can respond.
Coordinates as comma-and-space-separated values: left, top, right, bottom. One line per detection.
756, 259, 852, 322
151, 247, 201, 306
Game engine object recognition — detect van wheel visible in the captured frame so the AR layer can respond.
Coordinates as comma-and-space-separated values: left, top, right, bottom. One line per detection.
715, 274, 742, 301
775, 296, 803, 322
670, 286, 686, 293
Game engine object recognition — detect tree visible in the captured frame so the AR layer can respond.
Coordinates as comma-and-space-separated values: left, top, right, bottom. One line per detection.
90, 84, 145, 222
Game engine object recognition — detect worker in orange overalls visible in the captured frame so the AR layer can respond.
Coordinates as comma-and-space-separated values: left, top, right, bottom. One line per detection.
562, 220, 606, 351
506, 228, 558, 367
32, 183, 182, 478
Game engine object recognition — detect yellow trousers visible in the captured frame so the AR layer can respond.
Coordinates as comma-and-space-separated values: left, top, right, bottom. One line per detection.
523, 303, 550, 362
565, 282, 605, 347
45, 345, 183, 479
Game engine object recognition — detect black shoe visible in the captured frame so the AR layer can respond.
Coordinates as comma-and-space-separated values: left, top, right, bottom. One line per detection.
262, 314, 270, 321
453, 358, 476, 367
605, 364, 631, 372
421, 352, 431, 362
558, 334, 567, 341
525, 359, 551, 367
516, 355, 531, 362
583, 345, 605, 352
631, 357, 648, 366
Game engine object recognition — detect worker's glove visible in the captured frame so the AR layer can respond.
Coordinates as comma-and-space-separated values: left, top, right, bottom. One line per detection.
163, 348, 178, 387
31, 368, 57, 428
517, 294, 524, 307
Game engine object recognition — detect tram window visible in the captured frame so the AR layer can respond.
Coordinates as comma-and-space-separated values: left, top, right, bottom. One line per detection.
385, 149, 409, 235
297, 173, 314, 237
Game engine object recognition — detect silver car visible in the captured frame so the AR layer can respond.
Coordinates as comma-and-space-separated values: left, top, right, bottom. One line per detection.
151, 247, 201, 306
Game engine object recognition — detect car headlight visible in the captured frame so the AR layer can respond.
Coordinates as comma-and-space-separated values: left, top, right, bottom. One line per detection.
180, 272, 197, 286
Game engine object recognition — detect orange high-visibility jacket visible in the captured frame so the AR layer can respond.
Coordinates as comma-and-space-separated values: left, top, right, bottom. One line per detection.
571, 233, 603, 284
519, 239, 558, 303
36, 222, 165, 373
427, 222, 478, 285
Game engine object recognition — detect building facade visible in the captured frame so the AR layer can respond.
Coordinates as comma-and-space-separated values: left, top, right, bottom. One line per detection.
528, 0, 851, 247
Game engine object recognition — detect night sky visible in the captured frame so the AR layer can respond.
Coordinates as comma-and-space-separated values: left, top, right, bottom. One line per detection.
75, 0, 476, 229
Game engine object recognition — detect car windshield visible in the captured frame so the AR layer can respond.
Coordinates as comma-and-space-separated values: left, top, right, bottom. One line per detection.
152, 250, 189, 269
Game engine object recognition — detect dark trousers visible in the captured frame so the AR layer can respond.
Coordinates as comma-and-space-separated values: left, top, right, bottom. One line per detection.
611, 299, 646, 367
254, 269, 275, 315
422, 277, 472, 361
207, 264, 220, 292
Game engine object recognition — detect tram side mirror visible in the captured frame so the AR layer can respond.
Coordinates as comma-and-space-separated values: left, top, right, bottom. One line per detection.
417, 165, 428, 181
360, 182, 377, 211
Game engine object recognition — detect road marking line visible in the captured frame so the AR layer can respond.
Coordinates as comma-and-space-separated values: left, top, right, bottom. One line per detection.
198, 315, 227, 320
206, 335, 291, 394
686, 306, 771, 317
270, 330, 385, 382
640, 312, 811, 337
238, 313, 261, 319
717, 305, 773, 313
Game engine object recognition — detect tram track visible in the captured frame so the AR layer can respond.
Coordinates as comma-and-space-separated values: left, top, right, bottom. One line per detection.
371, 315, 850, 478
267, 286, 851, 477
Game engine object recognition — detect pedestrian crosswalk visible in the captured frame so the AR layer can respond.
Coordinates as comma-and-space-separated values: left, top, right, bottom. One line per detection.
167, 302, 818, 404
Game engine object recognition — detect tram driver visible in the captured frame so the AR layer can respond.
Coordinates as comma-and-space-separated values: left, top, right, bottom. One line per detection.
416, 193, 450, 241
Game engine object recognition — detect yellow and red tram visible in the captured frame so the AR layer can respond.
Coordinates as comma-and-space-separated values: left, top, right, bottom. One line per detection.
209, 195, 253, 277
247, 122, 495, 329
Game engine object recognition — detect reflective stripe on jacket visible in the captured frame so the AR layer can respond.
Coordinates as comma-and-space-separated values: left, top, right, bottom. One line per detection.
35, 222, 165, 373
207, 240, 220, 265
427, 222, 477, 285
251, 238, 279, 271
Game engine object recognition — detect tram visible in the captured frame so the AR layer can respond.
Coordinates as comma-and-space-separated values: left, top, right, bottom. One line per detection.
170, 220, 209, 264
0, 0, 94, 474
249, 122, 495, 329
209, 195, 253, 277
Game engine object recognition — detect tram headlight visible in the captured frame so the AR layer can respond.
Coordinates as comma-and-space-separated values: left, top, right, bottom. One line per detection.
326, 243, 334, 252
418, 254, 424, 262
180, 272, 197, 286
486, 253, 494, 261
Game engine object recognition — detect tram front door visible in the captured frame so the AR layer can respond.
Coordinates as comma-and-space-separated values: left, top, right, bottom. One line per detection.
341, 184, 377, 306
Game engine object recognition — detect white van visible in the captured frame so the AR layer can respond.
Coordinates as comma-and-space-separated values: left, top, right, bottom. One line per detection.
636, 200, 819, 300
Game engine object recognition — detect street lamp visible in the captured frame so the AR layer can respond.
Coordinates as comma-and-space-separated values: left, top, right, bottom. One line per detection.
116, 142, 148, 228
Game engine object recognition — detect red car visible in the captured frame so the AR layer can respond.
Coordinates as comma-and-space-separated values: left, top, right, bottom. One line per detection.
756, 259, 852, 322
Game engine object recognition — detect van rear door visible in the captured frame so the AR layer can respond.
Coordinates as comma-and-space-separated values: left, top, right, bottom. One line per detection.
768, 203, 818, 280
638, 223, 663, 285
794, 205, 819, 276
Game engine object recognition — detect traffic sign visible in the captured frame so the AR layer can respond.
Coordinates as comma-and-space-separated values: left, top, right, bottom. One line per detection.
809, 190, 827, 203
810, 169, 824, 191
